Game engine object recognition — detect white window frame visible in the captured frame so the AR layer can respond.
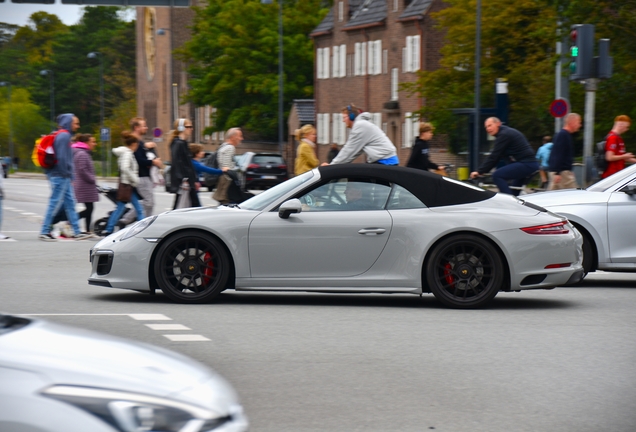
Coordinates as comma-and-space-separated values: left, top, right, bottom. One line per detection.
403, 35, 420, 73
391, 68, 399, 101
332, 45, 339, 78
355, 42, 367, 76
339, 44, 346, 77
403, 112, 419, 148
373, 113, 383, 128
383, 49, 388, 74
338, 1, 344, 22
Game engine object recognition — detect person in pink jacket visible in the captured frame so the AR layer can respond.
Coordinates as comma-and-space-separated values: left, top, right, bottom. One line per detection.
71, 133, 99, 234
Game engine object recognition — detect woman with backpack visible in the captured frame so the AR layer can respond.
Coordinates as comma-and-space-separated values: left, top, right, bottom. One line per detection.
102, 131, 145, 236
169, 118, 200, 209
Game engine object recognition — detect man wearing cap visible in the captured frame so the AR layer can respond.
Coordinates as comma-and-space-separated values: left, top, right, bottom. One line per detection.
602, 115, 636, 178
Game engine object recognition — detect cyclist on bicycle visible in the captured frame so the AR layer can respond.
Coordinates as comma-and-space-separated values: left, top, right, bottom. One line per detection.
470, 117, 539, 196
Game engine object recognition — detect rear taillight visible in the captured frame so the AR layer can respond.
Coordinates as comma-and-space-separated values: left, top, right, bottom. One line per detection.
521, 221, 569, 235
278, 164, 287, 170
545, 263, 571, 269
247, 163, 259, 170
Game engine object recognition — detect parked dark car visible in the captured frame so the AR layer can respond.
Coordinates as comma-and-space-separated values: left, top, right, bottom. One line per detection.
239, 152, 288, 189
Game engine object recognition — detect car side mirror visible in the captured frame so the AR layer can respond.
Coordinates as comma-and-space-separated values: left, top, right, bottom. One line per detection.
279, 199, 302, 219
619, 184, 636, 196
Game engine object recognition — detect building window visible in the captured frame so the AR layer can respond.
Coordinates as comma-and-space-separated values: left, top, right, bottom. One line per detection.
338, 1, 344, 22
317, 47, 330, 79
403, 35, 420, 73
372, 113, 383, 128
383, 49, 388, 74
393, 0, 398, 12
391, 68, 399, 101
367, 40, 382, 75
332, 45, 339, 78
318, 113, 331, 144
354, 42, 367, 76
403, 112, 419, 148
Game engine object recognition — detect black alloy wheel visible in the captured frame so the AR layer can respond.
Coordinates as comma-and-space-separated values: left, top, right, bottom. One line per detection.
154, 230, 229, 303
426, 234, 504, 309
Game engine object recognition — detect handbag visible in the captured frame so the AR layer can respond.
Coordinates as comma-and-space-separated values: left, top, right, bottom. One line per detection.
175, 181, 191, 209
117, 182, 133, 203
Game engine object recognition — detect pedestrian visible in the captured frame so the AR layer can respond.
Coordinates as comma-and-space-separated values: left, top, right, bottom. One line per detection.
406, 122, 443, 172
102, 131, 145, 236
327, 143, 339, 163
121, 117, 162, 223
187, 143, 228, 207
536, 135, 553, 189
71, 133, 99, 234
169, 118, 200, 209
294, 125, 319, 175
470, 117, 539, 196
0, 162, 9, 240
38, 114, 91, 241
601, 115, 636, 179
548, 113, 582, 191
213, 127, 243, 205
323, 104, 398, 166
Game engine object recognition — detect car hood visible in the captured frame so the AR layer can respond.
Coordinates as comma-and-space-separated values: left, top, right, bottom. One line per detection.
522, 189, 610, 207
0, 317, 238, 407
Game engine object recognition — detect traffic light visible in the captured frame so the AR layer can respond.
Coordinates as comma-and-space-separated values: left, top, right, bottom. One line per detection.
569, 24, 594, 81
597, 39, 613, 79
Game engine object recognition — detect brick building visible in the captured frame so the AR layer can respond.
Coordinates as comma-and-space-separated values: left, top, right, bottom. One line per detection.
310, 0, 452, 165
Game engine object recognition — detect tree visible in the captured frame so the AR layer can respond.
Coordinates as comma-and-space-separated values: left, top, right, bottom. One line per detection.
0, 87, 50, 167
405, 0, 636, 153
181, 0, 328, 140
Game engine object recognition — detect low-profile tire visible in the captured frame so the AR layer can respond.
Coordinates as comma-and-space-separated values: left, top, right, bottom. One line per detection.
154, 230, 229, 303
426, 234, 504, 309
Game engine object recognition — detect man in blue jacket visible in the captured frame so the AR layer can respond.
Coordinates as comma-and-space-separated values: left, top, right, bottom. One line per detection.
39, 114, 91, 241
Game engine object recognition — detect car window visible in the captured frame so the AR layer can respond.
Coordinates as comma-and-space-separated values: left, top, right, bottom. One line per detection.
240, 170, 315, 211
253, 155, 283, 165
386, 184, 426, 209
298, 178, 392, 212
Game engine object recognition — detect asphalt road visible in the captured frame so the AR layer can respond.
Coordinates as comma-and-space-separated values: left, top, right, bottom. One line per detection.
2, 175, 636, 431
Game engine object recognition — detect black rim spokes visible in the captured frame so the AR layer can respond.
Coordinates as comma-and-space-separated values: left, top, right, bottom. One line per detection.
163, 239, 218, 294
437, 243, 494, 300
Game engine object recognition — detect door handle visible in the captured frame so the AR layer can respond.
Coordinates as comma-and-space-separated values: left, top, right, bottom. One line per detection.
358, 228, 386, 235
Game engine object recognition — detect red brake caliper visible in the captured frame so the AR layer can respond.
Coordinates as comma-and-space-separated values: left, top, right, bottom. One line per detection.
444, 262, 455, 288
202, 252, 214, 284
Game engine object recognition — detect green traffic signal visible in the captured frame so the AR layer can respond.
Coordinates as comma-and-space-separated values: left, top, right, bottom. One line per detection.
571, 46, 579, 57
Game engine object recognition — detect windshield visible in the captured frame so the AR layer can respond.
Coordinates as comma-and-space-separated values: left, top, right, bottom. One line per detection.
240, 170, 315, 211
587, 164, 636, 192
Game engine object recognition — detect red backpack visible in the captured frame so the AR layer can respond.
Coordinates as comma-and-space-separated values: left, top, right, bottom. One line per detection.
33, 129, 67, 169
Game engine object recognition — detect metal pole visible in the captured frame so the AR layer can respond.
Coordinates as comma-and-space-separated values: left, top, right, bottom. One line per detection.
170, 3, 175, 124
7, 84, 13, 169
50, 72, 55, 127
278, 0, 284, 156
472, 0, 481, 172
582, 78, 597, 186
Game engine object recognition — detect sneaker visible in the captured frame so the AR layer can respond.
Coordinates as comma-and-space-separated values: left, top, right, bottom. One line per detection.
72, 233, 92, 240
39, 233, 57, 242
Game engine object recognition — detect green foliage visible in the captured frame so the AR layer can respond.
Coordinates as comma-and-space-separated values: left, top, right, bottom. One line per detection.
181, 0, 328, 140
0, 87, 50, 167
404, 0, 636, 153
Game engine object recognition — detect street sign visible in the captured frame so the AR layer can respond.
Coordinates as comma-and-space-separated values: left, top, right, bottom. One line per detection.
153, 127, 162, 138
153, 138, 163, 143
550, 98, 569, 118
100, 127, 111, 141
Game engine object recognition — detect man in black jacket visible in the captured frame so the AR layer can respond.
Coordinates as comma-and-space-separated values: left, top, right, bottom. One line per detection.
470, 117, 539, 195
548, 113, 581, 190
406, 122, 443, 172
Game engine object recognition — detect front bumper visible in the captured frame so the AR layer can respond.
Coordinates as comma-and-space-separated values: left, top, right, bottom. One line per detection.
88, 232, 157, 292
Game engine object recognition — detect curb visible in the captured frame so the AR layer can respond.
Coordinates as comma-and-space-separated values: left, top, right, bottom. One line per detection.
8, 172, 118, 182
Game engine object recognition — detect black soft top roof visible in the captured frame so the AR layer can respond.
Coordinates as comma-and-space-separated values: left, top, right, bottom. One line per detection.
317, 164, 495, 208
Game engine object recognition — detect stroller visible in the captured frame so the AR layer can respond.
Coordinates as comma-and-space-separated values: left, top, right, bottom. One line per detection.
92, 186, 134, 236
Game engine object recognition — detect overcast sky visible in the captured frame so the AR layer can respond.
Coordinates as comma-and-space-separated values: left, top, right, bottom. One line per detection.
1, 2, 135, 27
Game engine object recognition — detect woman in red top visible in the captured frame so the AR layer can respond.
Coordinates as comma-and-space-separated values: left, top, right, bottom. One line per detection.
603, 115, 636, 178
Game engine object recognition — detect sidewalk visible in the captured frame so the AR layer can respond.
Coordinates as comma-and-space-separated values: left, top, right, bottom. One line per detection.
9, 171, 118, 182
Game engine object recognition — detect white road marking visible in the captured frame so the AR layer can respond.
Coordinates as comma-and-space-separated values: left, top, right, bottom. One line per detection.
163, 334, 210, 342
129, 313, 172, 320
21, 212, 37, 216
146, 324, 191, 330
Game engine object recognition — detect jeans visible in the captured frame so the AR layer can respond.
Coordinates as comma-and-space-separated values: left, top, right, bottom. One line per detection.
105, 191, 144, 233
492, 161, 540, 196
40, 176, 81, 235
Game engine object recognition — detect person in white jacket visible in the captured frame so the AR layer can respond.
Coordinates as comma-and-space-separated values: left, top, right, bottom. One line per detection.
102, 131, 145, 235
324, 104, 398, 166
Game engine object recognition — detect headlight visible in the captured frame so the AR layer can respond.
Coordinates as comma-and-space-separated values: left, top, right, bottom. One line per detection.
42, 385, 232, 432
120, 216, 157, 241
